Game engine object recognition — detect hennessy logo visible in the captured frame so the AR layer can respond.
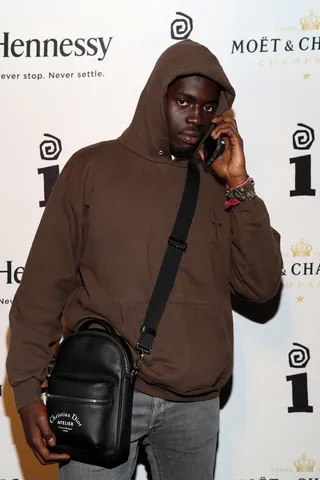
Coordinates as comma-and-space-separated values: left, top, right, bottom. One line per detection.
0, 261, 24, 284
0, 32, 113, 61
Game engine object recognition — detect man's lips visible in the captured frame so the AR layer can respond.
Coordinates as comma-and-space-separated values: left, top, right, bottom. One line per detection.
180, 130, 202, 145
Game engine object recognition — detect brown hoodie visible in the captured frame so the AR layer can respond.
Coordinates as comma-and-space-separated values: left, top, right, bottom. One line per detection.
6, 40, 282, 411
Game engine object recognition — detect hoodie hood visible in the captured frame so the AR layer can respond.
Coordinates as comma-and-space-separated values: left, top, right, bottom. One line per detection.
119, 39, 236, 162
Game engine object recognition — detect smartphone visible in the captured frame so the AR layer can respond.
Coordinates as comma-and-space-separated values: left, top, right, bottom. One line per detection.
194, 123, 225, 167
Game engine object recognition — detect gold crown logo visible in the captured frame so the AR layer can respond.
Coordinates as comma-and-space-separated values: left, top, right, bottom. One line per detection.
290, 238, 312, 257
300, 9, 320, 30
294, 453, 315, 472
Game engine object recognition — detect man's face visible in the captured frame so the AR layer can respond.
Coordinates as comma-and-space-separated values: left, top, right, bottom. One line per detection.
165, 75, 220, 159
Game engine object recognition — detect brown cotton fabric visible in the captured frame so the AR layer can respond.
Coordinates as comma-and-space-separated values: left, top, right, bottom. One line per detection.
120, 39, 236, 161
6, 40, 282, 411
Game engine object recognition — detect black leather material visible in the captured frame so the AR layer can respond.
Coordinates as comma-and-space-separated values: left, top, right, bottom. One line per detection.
46, 317, 134, 467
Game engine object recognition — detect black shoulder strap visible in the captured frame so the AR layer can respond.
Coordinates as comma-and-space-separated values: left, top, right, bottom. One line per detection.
136, 160, 200, 355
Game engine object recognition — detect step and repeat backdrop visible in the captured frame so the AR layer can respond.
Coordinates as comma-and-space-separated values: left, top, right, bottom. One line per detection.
1, 1, 319, 479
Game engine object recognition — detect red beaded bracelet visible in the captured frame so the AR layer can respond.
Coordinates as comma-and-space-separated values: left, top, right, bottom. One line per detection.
224, 197, 241, 208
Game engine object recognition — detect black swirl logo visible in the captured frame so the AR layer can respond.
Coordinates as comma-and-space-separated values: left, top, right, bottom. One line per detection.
40, 133, 62, 160
288, 343, 310, 368
293, 123, 315, 150
171, 12, 193, 40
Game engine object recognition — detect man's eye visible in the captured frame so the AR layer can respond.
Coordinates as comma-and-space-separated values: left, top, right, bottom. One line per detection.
204, 105, 214, 112
177, 99, 188, 106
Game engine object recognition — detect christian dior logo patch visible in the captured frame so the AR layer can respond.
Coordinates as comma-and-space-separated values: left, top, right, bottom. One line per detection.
49, 411, 82, 432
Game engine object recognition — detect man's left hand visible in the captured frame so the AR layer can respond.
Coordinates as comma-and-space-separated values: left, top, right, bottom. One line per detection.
201, 116, 248, 188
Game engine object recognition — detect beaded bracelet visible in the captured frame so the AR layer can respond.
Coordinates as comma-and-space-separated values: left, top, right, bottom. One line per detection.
224, 177, 256, 209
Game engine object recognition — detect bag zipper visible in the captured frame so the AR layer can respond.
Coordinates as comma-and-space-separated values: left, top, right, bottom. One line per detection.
46, 393, 111, 405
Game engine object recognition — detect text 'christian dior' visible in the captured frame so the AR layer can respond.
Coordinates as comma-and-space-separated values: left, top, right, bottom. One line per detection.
49, 412, 82, 427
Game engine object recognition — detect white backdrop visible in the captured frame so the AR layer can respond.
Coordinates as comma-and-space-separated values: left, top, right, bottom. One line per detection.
1, 1, 319, 479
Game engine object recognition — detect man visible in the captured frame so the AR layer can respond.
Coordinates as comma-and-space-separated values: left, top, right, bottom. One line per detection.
6, 40, 282, 479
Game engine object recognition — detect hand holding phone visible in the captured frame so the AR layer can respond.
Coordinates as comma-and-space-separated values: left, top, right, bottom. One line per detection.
194, 123, 225, 167
194, 115, 248, 187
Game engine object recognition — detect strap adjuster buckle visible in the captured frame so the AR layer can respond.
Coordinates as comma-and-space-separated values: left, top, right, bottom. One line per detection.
130, 351, 144, 381
168, 236, 187, 252
135, 343, 152, 355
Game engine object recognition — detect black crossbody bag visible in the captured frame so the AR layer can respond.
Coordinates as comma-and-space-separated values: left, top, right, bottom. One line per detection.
46, 160, 200, 468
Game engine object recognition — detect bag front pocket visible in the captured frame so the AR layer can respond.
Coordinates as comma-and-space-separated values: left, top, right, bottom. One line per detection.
46, 393, 113, 452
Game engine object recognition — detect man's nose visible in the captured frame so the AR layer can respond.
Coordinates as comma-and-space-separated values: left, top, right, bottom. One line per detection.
186, 105, 204, 126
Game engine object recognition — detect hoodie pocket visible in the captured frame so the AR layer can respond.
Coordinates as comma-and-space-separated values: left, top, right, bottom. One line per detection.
121, 301, 232, 396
